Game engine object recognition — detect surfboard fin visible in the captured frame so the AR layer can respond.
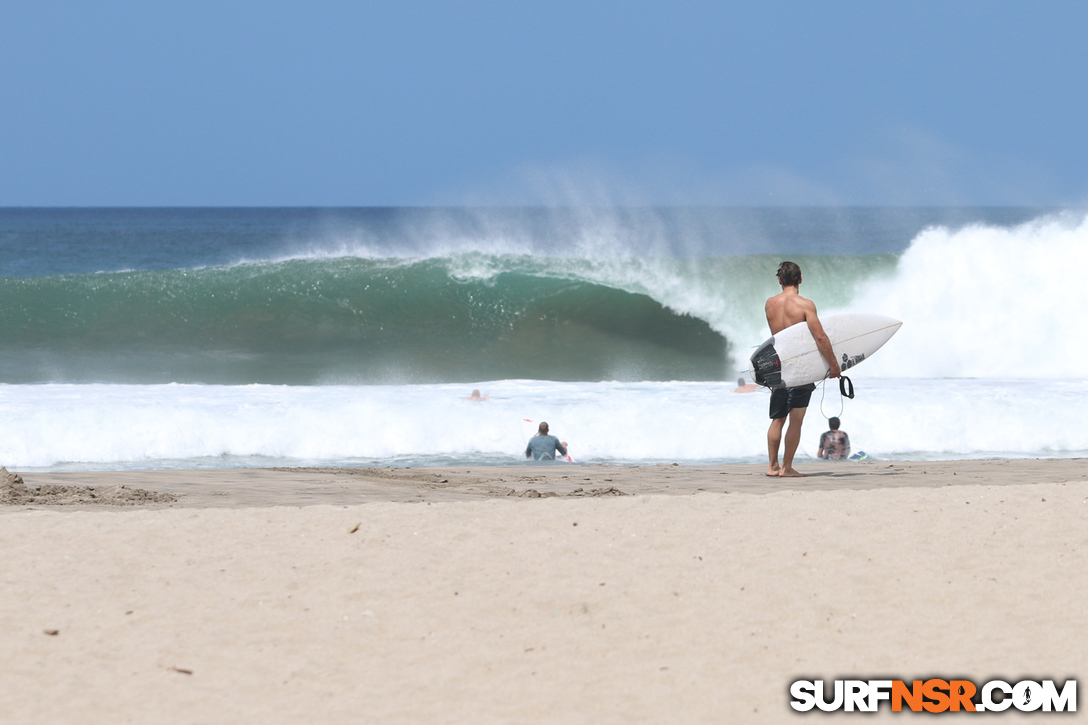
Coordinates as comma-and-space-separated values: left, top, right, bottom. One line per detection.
749, 337, 783, 388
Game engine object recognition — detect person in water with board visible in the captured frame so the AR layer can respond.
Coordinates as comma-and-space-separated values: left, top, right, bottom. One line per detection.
764, 261, 841, 477
525, 421, 569, 461
733, 377, 758, 393
817, 417, 851, 460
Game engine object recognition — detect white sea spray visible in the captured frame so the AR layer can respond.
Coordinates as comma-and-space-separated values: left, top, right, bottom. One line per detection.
1, 378, 1084, 470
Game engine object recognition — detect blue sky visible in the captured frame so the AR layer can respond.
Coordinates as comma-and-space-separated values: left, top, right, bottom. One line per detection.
2, 1, 1086, 206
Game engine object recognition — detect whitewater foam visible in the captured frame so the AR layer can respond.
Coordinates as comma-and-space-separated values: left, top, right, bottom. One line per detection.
3, 378, 1085, 470
838, 212, 1088, 378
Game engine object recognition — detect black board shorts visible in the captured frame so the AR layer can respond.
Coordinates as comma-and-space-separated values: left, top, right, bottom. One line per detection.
768, 383, 816, 420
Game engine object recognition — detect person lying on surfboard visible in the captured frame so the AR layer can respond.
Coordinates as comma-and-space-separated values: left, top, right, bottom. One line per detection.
764, 261, 841, 478
525, 421, 569, 462
733, 377, 758, 393
817, 417, 851, 461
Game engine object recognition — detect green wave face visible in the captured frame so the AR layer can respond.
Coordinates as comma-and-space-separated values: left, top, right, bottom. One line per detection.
0, 257, 730, 384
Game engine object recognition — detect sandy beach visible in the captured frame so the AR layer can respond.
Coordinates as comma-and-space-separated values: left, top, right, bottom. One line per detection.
3, 459, 1087, 723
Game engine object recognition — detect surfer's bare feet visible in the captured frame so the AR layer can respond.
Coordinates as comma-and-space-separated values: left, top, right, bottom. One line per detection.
778, 467, 807, 477
766, 465, 780, 477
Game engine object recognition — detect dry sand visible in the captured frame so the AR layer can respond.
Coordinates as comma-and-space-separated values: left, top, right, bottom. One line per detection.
2, 459, 1087, 723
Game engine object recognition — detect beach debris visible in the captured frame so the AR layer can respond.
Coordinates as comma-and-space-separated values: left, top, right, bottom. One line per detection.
567, 486, 628, 497
508, 489, 557, 498
168, 666, 193, 675
43, 629, 59, 636
348, 522, 361, 534
497, 485, 628, 498
0, 468, 28, 501
0, 468, 176, 506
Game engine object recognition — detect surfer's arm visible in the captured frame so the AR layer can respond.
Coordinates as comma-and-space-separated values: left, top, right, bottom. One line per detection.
805, 309, 841, 378
556, 441, 568, 456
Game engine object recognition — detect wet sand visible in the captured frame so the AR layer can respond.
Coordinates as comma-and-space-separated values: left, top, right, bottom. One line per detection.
2, 459, 1086, 722
13, 457, 1088, 507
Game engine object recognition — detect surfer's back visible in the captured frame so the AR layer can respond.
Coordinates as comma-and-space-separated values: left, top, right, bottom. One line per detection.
765, 288, 817, 335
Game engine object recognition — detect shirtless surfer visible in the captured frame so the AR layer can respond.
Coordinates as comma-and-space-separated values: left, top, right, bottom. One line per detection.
765, 261, 840, 477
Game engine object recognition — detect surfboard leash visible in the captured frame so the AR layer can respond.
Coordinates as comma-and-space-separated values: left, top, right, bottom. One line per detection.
839, 375, 854, 399
818, 374, 854, 421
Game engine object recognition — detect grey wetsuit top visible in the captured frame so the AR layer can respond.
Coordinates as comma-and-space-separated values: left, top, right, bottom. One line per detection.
526, 434, 567, 460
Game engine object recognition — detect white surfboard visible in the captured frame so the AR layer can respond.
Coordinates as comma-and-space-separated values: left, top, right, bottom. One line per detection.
748, 314, 902, 389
